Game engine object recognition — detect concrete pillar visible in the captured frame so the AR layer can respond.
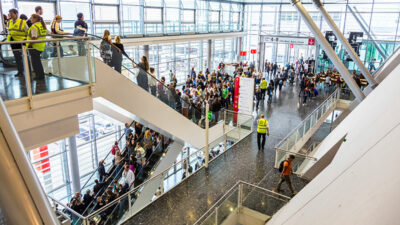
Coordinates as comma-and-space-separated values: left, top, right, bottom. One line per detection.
144, 45, 150, 60
290, 0, 365, 101
258, 40, 265, 72
237, 37, 243, 62
208, 39, 212, 71
68, 136, 81, 193
0, 98, 59, 225
314, 0, 378, 87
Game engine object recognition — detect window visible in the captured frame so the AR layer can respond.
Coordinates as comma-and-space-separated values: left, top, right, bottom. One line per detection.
182, 10, 195, 23
60, 2, 91, 33
182, 0, 195, 9
94, 5, 118, 22
232, 12, 240, 23
18, 1, 55, 22
94, 0, 118, 4
144, 7, 163, 23
209, 11, 220, 23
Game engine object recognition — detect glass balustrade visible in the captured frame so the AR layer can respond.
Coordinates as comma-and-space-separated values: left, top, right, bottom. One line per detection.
90, 40, 227, 129
193, 181, 291, 225
49, 111, 253, 225
0, 36, 95, 101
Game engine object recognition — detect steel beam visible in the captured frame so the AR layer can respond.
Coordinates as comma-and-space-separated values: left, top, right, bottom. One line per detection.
290, 0, 365, 101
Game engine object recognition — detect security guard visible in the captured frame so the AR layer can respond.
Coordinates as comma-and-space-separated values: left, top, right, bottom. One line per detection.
260, 78, 268, 100
7, 9, 28, 77
257, 114, 269, 151
27, 14, 47, 80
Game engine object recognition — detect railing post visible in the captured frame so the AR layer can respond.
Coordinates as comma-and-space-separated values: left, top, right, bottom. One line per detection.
22, 45, 33, 110
238, 183, 243, 213
205, 103, 210, 169
237, 124, 241, 140
215, 206, 219, 225
86, 40, 94, 96
56, 41, 62, 77
128, 192, 133, 216
223, 110, 226, 134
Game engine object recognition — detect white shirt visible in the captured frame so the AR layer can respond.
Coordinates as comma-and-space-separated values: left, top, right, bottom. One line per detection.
123, 169, 135, 188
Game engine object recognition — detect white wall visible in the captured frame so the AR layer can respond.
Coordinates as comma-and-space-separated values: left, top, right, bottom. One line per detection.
267, 60, 400, 225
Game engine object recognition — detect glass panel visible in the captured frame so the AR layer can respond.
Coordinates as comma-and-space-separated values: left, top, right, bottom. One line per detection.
0, 45, 28, 100
217, 189, 238, 224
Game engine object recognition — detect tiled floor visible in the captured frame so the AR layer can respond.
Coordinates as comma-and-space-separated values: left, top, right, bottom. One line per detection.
123, 80, 334, 225
0, 68, 87, 101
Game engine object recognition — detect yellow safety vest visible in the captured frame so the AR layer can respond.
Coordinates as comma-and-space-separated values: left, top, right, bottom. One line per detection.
257, 119, 268, 134
260, 80, 268, 90
27, 23, 47, 52
7, 19, 27, 41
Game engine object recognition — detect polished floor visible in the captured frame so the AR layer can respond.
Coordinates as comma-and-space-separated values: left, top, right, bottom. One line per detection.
123, 80, 333, 225
0, 66, 87, 101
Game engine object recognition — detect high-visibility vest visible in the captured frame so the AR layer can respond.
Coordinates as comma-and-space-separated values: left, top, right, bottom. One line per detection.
260, 80, 268, 89
7, 19, 27, 41
257, 119, 268, 134
27, 23, 47, 52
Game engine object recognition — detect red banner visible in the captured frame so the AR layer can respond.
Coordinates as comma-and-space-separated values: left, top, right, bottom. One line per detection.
33, 146, 50, 173
240, 51, 247, 56
289, 44, 294, 49
250, 49, 257, 54
233, 76, 240, 125
308, 38, 315, 46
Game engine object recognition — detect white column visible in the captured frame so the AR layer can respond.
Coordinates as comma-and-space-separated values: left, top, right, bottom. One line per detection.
68, 136, 81, 193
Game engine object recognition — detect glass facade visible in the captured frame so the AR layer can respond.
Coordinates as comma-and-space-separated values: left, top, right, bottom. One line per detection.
29, 111, 123, 202
121, 38, 238, 84
0, 0, 243, 36
243, 1, 400, 72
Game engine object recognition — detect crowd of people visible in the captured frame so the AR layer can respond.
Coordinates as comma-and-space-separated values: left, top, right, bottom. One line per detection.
64, 121, 168, 224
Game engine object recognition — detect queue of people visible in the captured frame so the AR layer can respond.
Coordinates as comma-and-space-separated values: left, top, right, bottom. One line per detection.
64, 121, 168, 224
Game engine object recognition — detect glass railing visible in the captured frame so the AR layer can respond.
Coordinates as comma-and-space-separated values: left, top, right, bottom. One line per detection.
49, 110, 253, 225
193, 181, 291, 225
89, 37, 227, 129
0, 36, 95, 101
275, 88, 340, 154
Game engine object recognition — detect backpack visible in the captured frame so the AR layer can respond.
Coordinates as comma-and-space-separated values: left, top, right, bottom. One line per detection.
278, 160, 288, 172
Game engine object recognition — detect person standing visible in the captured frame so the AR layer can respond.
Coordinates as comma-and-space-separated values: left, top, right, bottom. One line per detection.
6, 9, 28, 77
98, 160, 106, 182
51, 15, 69, 57
181, 89, 190, 118
27, 14, 47, 80
100, 30, 114, 66
26, 6, 43, 27
276, 154, 297, 195
122, 165, 135, 190
112, 36, 124, 73
256, 114, 269, 151
134, 56, 149, 91
74, 13, 88, 56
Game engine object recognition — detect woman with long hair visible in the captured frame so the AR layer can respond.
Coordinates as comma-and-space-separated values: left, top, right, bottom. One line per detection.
133, 55, 149, 91
100, 29, 119, 66
111, 35, 124, 73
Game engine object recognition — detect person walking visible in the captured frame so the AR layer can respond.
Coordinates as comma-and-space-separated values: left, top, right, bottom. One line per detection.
27, 14, 47, 80
256, 114, 269, 151
100, 30, 118, 66
6, 8, 28, 77
260, 78, 268, 100
276, 154, 297, 195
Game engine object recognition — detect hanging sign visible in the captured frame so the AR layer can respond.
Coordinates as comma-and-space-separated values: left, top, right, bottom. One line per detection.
308, 38, 315, 46
240, 51, 247, 56
289, 44, 294, 49
250, 49, 257, 54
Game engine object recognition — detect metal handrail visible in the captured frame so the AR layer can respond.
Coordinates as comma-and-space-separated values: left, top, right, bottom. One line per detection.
274, 147, 318, 160
193, 180, 291, 225
274, 88, 339, 149
84, 110, 252, 219
47, 195, 85, 220
0, 36, 89, 45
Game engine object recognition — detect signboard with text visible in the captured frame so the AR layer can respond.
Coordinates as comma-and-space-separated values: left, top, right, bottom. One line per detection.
250, 49, 257, 54
240, 51, 247, 56
262, 36, 316, 46
238, 77, 255, 116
